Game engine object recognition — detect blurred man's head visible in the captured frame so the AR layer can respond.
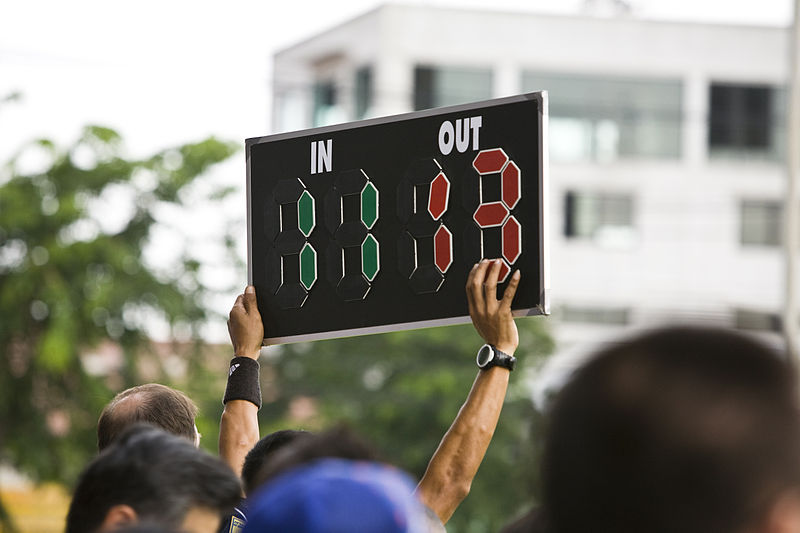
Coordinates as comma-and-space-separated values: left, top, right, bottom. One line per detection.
67, 424, 240, 533
244, 458, 427, 533
250, 425, 379, 493
97, 383, 198, 451
240, 429, 311, 495
542, 326, 800, 533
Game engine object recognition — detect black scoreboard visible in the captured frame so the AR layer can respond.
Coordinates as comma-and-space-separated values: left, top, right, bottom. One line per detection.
247, 92, 549, 344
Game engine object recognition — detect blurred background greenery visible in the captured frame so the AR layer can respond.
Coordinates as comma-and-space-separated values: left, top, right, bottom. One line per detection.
0, 114, 554, 533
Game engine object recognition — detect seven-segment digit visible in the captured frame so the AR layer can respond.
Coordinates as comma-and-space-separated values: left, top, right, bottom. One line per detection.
324, 169, 380, 301
264, 177, 318, 309
469, 148, 523, 282
397, 158, 453, 294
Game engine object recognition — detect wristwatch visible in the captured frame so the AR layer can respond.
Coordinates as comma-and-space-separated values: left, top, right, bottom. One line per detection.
476, 344, 516, 371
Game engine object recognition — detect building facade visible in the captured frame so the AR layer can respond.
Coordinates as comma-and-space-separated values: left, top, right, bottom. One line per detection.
271, 4, 790, 362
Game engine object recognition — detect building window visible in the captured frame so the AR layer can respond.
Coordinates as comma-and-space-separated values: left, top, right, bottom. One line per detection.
522, 72, 683, 161
354, 66, 373, 120
413, 65, 493, 111
740, 199, 782, 247
709, 83, 785, 161
313, 80, 342, 127
274, 89, 307, 133
734, 308, 781, 332
564, 191, 635, 246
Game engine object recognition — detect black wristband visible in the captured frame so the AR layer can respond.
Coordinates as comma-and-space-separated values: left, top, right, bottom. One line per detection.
223, 357, 262, 409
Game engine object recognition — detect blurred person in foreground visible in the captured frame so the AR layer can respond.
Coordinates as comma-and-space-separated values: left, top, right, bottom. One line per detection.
247, 424, 440, 532
540, 326, 800, 533
245, 457, 430, 533
239, 429, 310, 496
225, 257, 524, 530
218, 429, 312, 532
66, 424, 240, 533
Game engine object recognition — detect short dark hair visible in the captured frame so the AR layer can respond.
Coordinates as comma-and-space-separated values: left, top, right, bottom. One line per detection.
97, 383, 198, 450
251, 424, 380, 492
67, 424, 241, 533
241, 430, 310, 495
542, 326, 800, 533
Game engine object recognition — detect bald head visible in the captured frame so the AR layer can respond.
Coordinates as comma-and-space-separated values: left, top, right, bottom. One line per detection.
97, 384, 198, 451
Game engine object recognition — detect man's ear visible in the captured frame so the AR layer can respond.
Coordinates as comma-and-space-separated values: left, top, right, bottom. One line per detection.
98, 504, 138, 532
763, 490, 800, 533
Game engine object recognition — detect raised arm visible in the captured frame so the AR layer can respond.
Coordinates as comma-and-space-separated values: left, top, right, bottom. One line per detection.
415, 259, 520, 524
219, 285, 263, 478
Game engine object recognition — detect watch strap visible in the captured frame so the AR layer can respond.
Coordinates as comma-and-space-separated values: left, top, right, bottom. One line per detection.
477, 344, 516, 371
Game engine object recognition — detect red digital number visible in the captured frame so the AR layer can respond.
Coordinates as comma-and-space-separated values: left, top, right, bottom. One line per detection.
471, 148, 522, 282
397, 159, 454, 294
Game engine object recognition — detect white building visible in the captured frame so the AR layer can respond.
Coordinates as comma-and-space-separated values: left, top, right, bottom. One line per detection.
271, 3, 790, 367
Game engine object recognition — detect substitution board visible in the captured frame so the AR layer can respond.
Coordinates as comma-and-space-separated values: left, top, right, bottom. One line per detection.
247, 92, 549, 344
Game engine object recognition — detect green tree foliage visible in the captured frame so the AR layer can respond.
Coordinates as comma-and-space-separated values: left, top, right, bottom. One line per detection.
258, 319, 554, 532
0, 126, 238, 484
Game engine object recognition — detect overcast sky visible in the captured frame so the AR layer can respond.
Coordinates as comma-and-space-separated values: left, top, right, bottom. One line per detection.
0, 0, 793, 341
0, 0, 793, 159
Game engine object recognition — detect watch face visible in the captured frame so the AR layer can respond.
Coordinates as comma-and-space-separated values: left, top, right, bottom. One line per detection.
477, 344, 495, 368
